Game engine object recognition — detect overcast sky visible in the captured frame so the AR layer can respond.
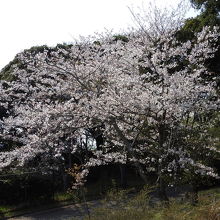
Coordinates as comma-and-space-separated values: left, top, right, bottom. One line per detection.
0, 0, 198, 70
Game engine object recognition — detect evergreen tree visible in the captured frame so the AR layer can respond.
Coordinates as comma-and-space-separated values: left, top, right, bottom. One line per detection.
177, 0, 220, 40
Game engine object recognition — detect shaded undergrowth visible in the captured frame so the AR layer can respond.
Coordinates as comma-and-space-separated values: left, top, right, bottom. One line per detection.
78, 186, 220, 220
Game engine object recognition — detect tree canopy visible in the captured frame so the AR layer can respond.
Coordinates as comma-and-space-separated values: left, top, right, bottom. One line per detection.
0, 2, 220, 200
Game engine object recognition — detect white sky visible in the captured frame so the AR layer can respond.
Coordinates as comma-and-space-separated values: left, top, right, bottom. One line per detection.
0, 0, 198, 70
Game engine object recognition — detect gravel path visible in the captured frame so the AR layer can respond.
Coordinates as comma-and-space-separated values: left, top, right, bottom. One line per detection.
7, 201, 98, 220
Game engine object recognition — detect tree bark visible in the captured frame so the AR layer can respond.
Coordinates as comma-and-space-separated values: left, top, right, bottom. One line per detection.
191, 184, 199, 205
62, 170, 68, 191
112, 119, 149, 184
157, 120, 169, 203
158, 178, 169, 203
119, 164, 127, 188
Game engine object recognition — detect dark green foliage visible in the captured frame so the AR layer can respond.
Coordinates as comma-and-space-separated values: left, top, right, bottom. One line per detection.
24, 45, 50, 55
190, 0, 220, 11
0, 44, 72, 81
0, 173, 54, 205
0, 58, 19, 81
93, 41, 101, 46
113, 35, 129, 43
177, 0, 220, 41
0, 45, 48, 81
55, 43, 73, 50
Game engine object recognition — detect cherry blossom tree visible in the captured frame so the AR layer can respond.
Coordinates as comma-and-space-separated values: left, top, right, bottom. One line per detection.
83, 27, 220, 199
0, 10, 219, 200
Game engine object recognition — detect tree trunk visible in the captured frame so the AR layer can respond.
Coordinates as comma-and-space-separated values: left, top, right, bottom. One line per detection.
158, 178, 169, 203
61, 167, 68, 191
119, 164, 127, 188
191, 184, 199, 205
157, 120, 169, 203
111, 120, 149, 184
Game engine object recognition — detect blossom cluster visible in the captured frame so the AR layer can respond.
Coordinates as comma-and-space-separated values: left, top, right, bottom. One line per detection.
0, 23, 219, 187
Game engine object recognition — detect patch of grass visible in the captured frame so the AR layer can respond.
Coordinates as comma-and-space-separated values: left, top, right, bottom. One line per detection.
54, 191, 74, 202
0, 205, 14, 213
2, 182, 220, 219
0, 192, 76, 218
199, 187, 220, 200
77, 186, 220, 220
